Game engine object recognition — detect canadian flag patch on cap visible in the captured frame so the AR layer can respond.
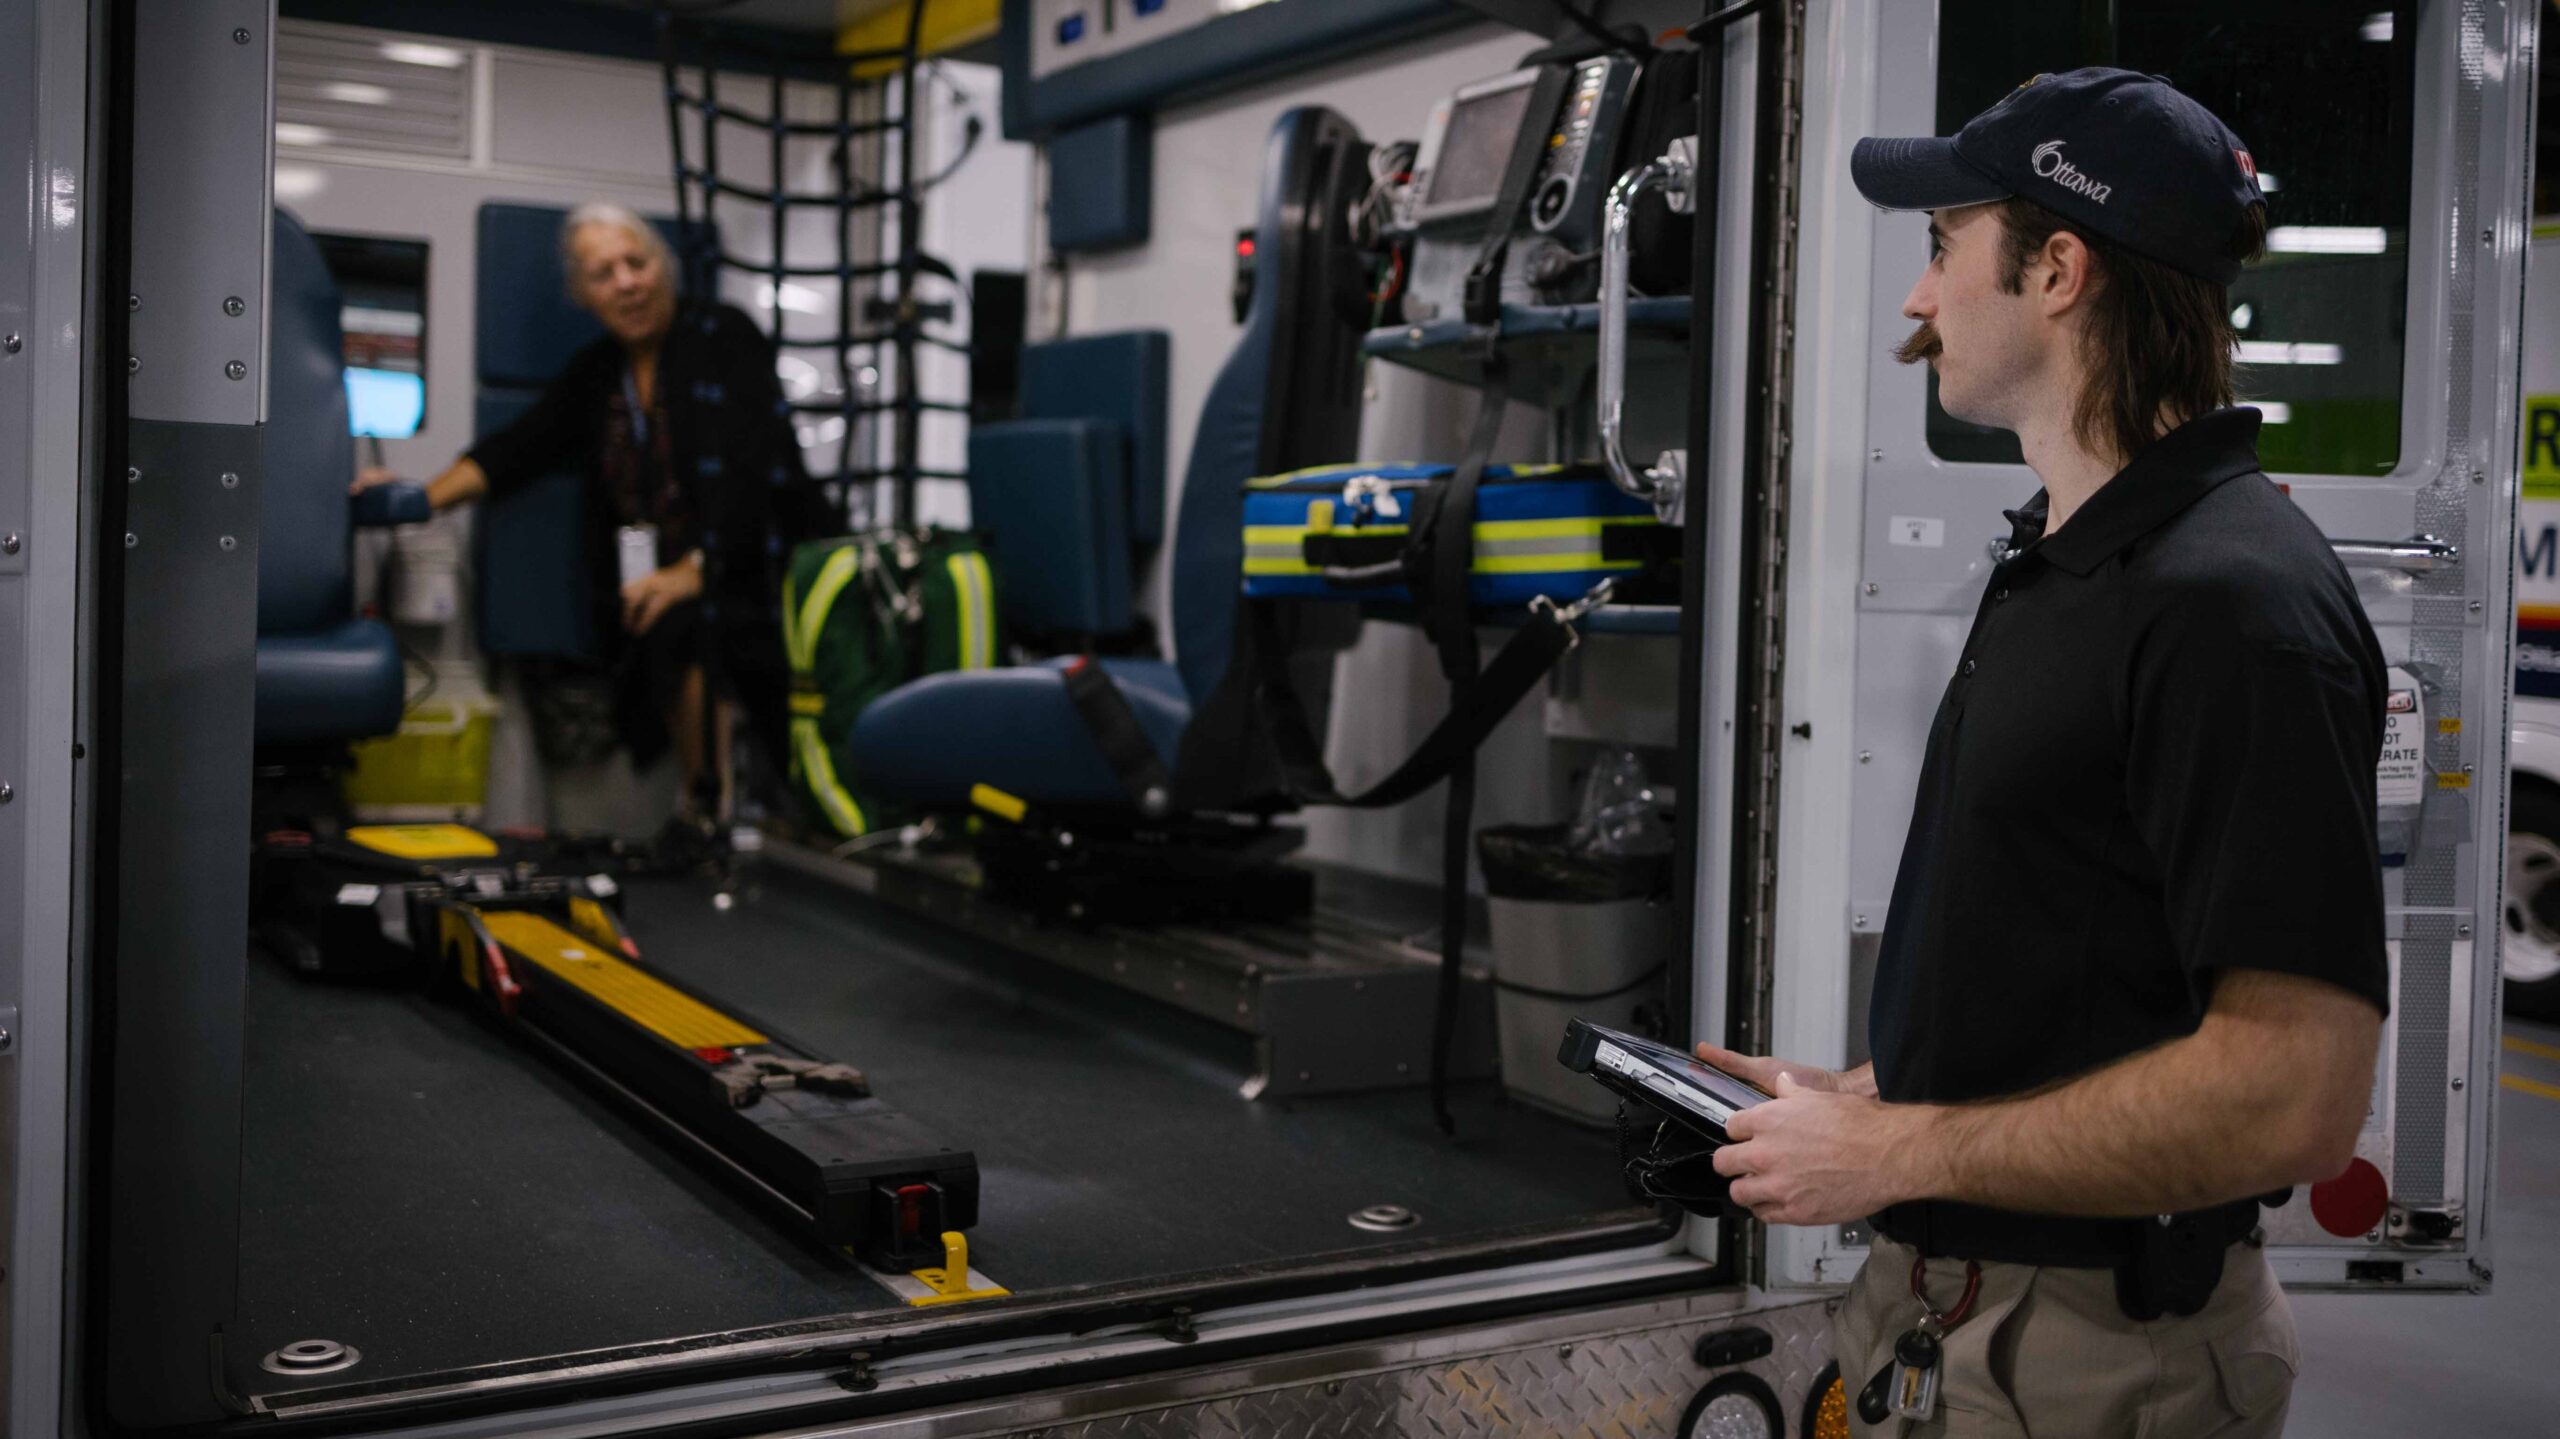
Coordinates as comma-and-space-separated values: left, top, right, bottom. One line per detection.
2234, 148, 2259, 183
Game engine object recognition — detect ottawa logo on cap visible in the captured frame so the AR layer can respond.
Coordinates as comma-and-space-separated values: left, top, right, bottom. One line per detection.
2031, 140, 2115, 204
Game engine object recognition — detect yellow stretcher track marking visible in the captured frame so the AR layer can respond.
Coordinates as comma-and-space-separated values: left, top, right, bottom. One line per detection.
475, 911, 765, 1049
348, 824, 498, 860
2502, 1072, 2560, 1103
2503, 1033, 2560, 1064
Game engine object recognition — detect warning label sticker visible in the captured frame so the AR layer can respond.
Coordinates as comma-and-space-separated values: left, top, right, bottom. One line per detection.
2378, 668, 2424, 807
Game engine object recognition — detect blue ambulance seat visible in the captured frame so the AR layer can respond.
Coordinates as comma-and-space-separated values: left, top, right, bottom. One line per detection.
850, 112, 1334, 810
471, 202, 708, 660
255, 208, 408, 746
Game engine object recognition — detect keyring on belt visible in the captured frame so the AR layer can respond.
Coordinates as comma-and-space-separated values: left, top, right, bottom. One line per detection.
1910, 1255, 1984, 1329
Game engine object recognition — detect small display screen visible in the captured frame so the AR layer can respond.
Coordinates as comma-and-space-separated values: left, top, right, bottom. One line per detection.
1426, 80, 1538, 212
313, 232, 430, 439
345, 367, 427, 439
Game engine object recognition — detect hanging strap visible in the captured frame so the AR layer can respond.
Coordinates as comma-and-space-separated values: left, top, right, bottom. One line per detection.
1059, 656, 1174, 816
1461, 64, 1576, 326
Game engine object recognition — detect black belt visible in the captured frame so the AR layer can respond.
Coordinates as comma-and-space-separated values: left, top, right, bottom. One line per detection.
1871, 1198, 2263, 1269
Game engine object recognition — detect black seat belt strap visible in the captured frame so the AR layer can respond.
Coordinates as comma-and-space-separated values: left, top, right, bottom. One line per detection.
1059, 656, 1174, 817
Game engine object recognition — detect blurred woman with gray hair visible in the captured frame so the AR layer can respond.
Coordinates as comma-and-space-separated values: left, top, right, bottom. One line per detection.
356, 201, 835, 825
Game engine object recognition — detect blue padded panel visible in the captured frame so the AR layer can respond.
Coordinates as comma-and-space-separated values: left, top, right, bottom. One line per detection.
852, 658, 1188, 809
1046, 113, 1153, 252
351, 482, 431, 527
968, 418, 1132, 636
263, 208, 357, 635
255, 617, 404, 745
1170, 110, 1303, 706
472, 388, 595, 659
1020, 331, 1170, 550
474, 203, 708, 388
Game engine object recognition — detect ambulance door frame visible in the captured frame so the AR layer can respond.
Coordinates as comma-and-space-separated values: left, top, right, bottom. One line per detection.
1, 0, 99, 1429
1758, 0, 2534, 1294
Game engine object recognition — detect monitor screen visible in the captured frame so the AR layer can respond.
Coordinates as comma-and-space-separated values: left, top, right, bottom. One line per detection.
313, 232, 429, 439
345, 367, 427, 439
1426, 80, 1538, 212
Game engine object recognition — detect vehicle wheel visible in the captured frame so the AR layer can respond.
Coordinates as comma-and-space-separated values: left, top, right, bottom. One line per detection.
2502, 783, 2560, 1022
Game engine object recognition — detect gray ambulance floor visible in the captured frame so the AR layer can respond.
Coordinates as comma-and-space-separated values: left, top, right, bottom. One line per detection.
2286, 1013, 2560, 1437
235, 867, 1632, 1397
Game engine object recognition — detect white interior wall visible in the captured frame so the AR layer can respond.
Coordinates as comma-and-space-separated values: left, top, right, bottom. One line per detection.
1049, 21, 1584, 884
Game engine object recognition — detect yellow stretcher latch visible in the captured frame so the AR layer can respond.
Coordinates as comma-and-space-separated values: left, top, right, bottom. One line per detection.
906, 1230, 1009, 1306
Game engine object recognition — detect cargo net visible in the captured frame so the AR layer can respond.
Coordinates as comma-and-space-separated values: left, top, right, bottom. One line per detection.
658, 5, 975, 531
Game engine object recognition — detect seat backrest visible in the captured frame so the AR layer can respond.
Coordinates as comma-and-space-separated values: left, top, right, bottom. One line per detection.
1019, 331, 1170, 548
471, 202, 707, 659
262, 208, 356, 635
968, 418, 1132, 637
1168, 107, 1370, 705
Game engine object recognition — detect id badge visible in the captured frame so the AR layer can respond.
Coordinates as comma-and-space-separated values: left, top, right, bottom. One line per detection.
617, 523, 660, 589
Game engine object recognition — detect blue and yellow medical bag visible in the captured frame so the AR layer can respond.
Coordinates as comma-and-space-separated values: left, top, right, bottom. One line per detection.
1239, 462, 1666, 607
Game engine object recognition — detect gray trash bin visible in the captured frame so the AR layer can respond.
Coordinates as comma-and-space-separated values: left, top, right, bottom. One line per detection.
1478, 823, 1674, 1126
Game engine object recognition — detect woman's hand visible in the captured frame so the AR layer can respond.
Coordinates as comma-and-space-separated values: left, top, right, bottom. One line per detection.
623, 556, 703, 636
350, 465, 403, 496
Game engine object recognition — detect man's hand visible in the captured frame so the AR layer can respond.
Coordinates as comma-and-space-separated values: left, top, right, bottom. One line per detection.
1712, 1073, 1934, 1226
1694, 1043, 1876, 1099
623, 558, 703, 636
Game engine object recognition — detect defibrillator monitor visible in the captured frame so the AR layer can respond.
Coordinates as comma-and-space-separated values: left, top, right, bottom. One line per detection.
1413, 70, 1541, 224
1558, 1019, 1769, 1143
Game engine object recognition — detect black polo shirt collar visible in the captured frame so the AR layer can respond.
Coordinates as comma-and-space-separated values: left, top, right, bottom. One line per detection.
2004, 407, 2269, 576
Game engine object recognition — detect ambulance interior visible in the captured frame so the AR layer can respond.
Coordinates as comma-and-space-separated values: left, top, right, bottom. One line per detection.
80, 0, 2517, 1432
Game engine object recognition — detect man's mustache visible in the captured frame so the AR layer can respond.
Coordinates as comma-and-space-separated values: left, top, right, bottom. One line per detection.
1894, 321, 1942, 366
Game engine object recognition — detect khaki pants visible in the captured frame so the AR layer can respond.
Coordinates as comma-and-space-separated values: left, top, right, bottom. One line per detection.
1831, 1233, 2299, 1438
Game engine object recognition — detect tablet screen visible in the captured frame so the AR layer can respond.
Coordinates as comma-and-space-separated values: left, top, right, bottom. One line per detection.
1586, 1028, 1770, 1128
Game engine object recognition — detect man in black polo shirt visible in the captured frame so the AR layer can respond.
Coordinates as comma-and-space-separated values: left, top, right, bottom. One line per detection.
1698, 71, 2390, 1435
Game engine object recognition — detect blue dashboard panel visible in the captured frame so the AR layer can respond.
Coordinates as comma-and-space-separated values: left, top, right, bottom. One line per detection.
999, 0, 1467, 140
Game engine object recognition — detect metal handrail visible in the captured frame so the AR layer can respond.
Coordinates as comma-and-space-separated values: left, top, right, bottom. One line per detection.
2332, 536, 2461, 573
1599, 145, 1694, 521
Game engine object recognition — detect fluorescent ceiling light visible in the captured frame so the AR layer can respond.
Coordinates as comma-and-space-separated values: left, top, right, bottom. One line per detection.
2361, 12, 2394, 42
380, 41, 466, 68
2236, 341, 2344, 366
273, 163, 327, 202
276, 122, 333, 148
754, 280, 829, 316
2255, 401, 2293, 424
321, 81, 394, 105
775, 355, 824, 399
2267, 226, 2388, 254
342, 306, 423, 338
798, 415, 849, 447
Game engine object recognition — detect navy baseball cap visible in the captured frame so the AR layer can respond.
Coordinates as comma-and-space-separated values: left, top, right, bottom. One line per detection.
1852, 68, 2265, 285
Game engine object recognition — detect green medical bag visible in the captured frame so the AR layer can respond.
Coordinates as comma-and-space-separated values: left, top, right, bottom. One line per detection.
782, 529, 999, 837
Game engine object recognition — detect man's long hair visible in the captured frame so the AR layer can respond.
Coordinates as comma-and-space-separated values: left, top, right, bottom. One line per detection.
1967, 198, 2269, 464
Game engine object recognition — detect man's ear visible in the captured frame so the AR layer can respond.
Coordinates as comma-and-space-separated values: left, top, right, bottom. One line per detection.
2039, 231, 2097, 316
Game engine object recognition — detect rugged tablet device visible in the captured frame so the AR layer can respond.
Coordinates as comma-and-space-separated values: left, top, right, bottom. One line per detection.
1557, 1019, 1769, 1144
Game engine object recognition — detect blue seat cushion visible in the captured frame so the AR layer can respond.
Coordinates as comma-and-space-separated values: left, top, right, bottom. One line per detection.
851, 657, 1187, 809
472, 388, 595, 660
968, 418, 1133, 636
1020, 332, 1169, 549
256, 618, 405, 746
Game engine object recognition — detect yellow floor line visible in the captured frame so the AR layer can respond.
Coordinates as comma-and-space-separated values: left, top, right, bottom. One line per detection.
2502, 1033, 2560, 1064
2501, 1072, 2560, 1103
